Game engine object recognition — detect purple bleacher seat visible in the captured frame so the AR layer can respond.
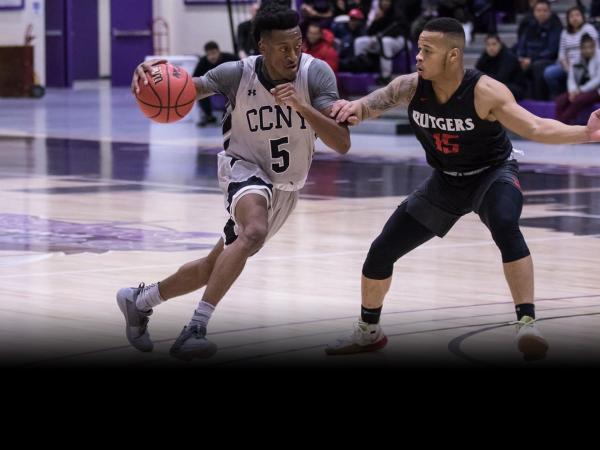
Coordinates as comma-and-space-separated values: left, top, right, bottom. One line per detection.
518, 100, 555, 119
516, 100, 600, 125
337, 72, 378, 95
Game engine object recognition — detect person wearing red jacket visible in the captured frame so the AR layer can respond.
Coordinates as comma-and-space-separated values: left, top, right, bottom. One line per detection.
304, 22, 340, 73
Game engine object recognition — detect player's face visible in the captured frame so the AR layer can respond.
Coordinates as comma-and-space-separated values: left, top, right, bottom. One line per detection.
416, 31, 460, 80
260, 27, 303, 82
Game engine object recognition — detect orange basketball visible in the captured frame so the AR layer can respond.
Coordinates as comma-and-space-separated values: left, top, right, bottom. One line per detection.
135, 63, 196, 123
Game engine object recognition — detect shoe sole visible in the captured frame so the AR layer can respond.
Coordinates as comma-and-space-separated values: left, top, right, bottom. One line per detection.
325, 335, 388, 355
518, 335, 549, 361
116, 289, 153, 353
170, 342, 218, 361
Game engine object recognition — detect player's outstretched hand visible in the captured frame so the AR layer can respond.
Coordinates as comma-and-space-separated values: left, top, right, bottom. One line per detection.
131, 59, 168, 95
586, 108, 600, 141
330, 99, 362, 126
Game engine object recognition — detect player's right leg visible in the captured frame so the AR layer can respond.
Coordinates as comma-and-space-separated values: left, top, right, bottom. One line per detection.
158, 238, 224, 299
326, 201, 436, 355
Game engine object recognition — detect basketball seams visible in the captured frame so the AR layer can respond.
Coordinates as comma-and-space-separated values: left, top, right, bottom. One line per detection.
166, 64, 171, 123
174, 71, 191, 118
136, 97, 196, 109
136, 63, 195, 122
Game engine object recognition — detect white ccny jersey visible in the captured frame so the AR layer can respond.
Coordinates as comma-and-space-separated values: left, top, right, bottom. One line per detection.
223, 54, 317, 191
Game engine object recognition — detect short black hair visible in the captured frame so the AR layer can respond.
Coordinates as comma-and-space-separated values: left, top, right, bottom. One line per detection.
581, 33, 596, 47
422, 17, 466, 48
252, 3, 299, 45
204, 41, 219, 52
534, 0, 551, 8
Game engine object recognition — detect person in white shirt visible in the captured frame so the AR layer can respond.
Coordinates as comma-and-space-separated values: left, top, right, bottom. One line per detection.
555, 33, 600, 124
544, 5, 599, 98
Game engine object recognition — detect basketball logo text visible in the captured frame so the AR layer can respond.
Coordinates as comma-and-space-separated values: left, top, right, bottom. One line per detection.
151, 66, 164, 85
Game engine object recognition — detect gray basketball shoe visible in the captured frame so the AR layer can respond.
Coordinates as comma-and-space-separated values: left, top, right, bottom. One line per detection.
116, 282, 155, 352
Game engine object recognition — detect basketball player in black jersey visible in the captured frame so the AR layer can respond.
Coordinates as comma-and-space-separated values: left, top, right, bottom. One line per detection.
326, 17, 600, 361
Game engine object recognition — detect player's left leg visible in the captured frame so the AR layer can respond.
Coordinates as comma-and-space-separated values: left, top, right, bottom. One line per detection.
169, 189, 298, 361
169, 192, 268, 360
479, 181, 548, 360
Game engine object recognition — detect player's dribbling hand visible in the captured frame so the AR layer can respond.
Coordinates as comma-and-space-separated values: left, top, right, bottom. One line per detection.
270, 83, 306, 112
330, 99, 362, 126
131, 59, 168, 95
586, 108, 600, 141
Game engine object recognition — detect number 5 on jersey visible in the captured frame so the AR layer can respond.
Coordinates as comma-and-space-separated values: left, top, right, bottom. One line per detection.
270, 137, 290, 173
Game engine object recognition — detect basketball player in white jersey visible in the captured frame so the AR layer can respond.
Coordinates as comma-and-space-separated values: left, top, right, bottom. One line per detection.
117, 3, 350, 360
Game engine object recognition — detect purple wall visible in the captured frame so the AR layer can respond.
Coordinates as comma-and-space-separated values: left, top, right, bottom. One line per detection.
72, 0, 99, 80
45, 0, 100, 86
110, 0, 153, 86
45, 0, 71, 87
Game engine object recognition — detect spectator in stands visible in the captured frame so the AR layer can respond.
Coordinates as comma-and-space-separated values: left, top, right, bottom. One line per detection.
544, 6, 599, 99
332, 8, 367, 60
476, 34, 527, 100
555, 33, 600, 124
304, 21, 340, 72
237, 2, 260, 59
516, 0, 561, 44
301, 0, 335, 28
517, 0, 562, 100
333, 0, 372, 18
193, 41, 237, 127
353, 0, 409, 84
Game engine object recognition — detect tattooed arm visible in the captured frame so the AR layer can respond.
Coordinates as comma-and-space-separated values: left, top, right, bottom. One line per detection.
331, 73, 419, 125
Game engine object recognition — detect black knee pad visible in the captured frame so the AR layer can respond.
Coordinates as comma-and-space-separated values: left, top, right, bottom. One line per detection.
362, 202, 436, 280
480, 182, 530, 263
489, 221, 530, 263
362, 237, 395, 280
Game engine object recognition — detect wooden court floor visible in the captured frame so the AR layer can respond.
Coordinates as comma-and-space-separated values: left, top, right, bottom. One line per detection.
0, 136, 599, 368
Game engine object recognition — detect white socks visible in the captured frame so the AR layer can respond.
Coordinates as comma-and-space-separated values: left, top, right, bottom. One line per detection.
135, 283, 165, 312
188, 300, 215, 329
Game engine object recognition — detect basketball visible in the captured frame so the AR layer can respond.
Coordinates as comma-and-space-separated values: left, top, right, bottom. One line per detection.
135, 63, 196, 123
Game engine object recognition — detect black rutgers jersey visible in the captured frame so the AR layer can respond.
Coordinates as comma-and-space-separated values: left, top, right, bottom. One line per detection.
407, 69, 512, 172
